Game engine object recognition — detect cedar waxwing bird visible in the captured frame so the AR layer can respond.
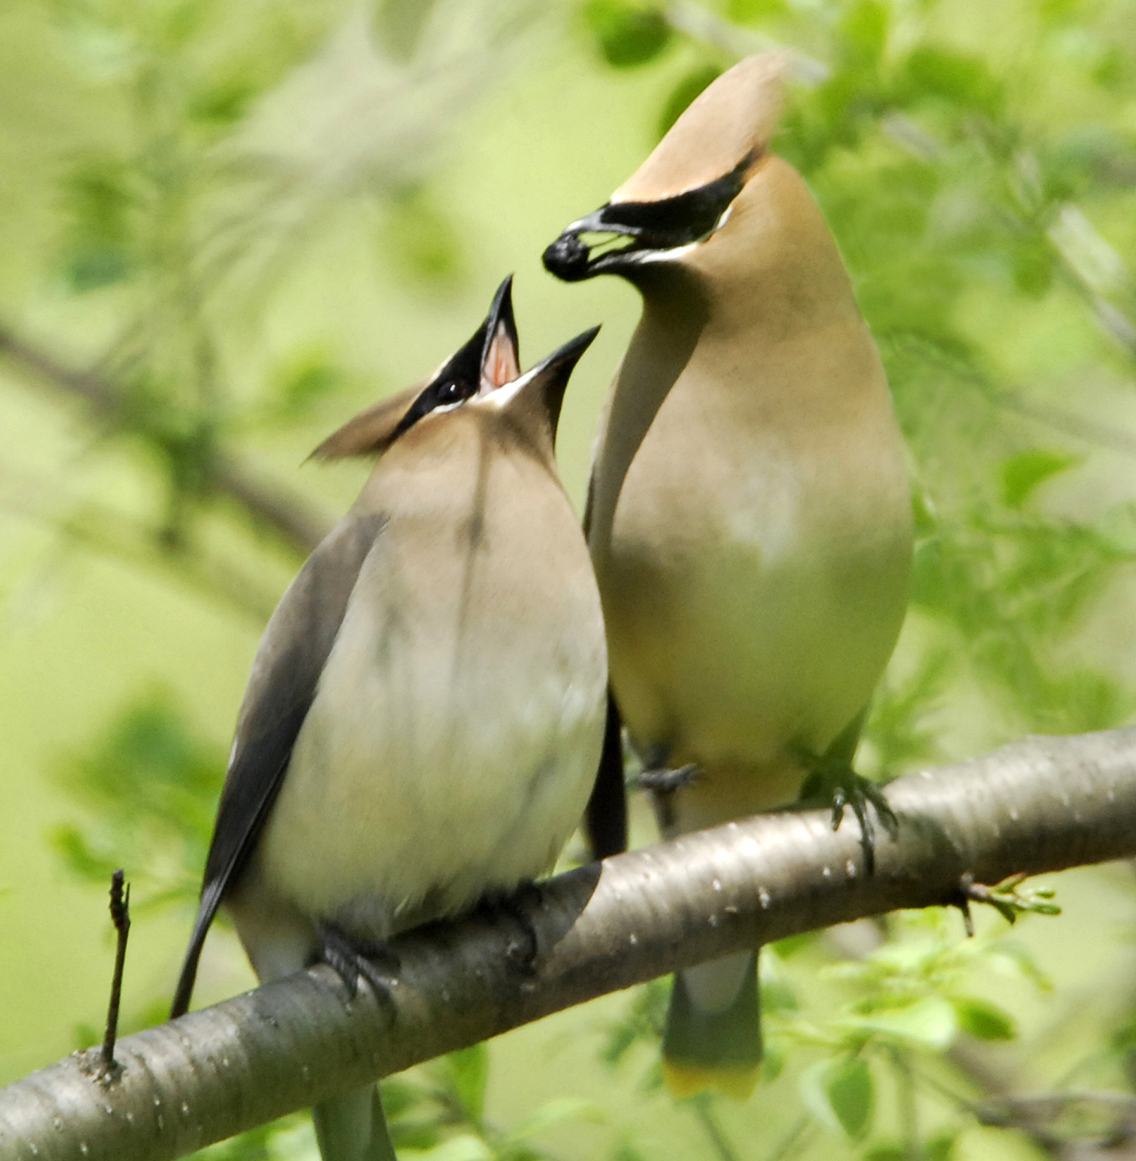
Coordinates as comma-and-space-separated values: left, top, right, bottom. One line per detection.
169, 278, 608, 1161
544, 54, 913, 1100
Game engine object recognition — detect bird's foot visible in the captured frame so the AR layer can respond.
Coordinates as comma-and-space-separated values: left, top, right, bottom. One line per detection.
638, 763, 703, 794
316, 923, 400, 1007
798, 759, 897, 874
479, 882, 543, 974
954, 872, 1061, 936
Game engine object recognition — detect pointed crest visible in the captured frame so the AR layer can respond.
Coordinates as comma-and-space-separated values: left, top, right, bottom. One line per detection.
615, 52, 786, 204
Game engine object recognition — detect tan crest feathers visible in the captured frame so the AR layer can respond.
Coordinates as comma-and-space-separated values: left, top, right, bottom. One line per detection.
614, 52, 787, 204
308, 383, 422, 460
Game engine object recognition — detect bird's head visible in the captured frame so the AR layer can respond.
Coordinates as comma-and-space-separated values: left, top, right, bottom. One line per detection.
311, 276, 596, 462
310, 275, 521, 460
542, 52, 787, 284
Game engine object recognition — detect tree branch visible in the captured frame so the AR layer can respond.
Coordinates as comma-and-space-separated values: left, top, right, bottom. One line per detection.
0, 320, 332, 556
4, 728, 1136, 1160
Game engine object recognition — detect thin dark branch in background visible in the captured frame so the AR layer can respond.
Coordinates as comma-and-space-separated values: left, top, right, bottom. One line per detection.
691, 1094, 743, 1161
763, 1113, 812, 1161
0, 474, 280, 624
0, 320, 332, 557
994, 388, 1136, 461
4, 728, 1136, 1160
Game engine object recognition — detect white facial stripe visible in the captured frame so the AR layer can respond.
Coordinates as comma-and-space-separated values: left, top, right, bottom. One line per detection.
479, 367, 537, 410
421, 397, 467, 421
612, 201, 734, 267
627, 240, 701, 265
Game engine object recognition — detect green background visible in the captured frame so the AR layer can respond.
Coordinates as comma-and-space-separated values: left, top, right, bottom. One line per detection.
3, 1, 1136, 1157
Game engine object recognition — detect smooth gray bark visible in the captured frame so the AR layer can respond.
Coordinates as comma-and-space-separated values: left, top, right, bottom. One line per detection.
4, 727, 1136, 1160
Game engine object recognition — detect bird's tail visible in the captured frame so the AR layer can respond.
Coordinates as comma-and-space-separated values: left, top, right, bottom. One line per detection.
662, 949, 762, 1100
312, 1084, 397, 1161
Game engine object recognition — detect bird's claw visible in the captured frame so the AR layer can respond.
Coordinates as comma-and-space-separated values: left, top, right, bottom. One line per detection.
480, 882, 543, 974
638, 763, 703, 794
799, 761, 897, 874
317, 924, 400, 1007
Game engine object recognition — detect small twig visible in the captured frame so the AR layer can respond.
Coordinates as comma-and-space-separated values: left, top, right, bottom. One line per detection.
690, 1094, 742, 1161
889, 1047, 921, 1161
957, 871, 1061, 936
101, 870, 131, 1078
763, 1112, 812, 1161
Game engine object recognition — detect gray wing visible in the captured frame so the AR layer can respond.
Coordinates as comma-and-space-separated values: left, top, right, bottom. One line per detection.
170, 512, 386, 1018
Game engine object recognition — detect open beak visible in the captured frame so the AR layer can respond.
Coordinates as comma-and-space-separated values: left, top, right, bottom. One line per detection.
480, 274, 521, 392
489, 325, 600, 441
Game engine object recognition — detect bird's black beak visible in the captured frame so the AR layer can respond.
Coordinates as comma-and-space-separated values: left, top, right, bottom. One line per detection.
498, 325, 601, 441
542, 207, 645, 283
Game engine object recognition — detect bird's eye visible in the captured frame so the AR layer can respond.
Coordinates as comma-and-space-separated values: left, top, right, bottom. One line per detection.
392, 376, 473, 441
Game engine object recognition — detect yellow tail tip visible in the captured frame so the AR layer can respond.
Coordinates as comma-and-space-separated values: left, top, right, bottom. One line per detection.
662, 1059, 760, 1101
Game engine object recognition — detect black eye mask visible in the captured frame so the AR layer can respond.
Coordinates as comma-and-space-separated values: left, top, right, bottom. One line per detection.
393, 374, 477, 439
543, 150, 758, 282
392, 315, 490, 438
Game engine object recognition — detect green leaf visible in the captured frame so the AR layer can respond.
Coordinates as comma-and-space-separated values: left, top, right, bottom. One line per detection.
953, 997, 1017, 1041
761, 1046, 785, 1083
1001, 449, 1081, 509
928, 1130, 959, 1161
658, 65, 722, 138
50, 824, 118, 881
840, 0, 889, 68
800, 1058, 873, 1138
903, 46, 1004, 116
447, 1043, 489, 1122
60, 158, 136, 292
66, 245, 130, 291
584, 1, 671, 69
864, 1146, 906, 1161
266, 351, 346, 423
188, 79, 256, 125
826, 1057, 874, 1140
839, 996, 958, 1050
1011, 241, 1055, 297
727, 0, 787, 21
73, 1023, 100, 1051
762, 976, 800, 1013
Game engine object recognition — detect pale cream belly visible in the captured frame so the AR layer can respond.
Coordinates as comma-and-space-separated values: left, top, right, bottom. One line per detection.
254, 540, 607, 944
597, 449, 911, 814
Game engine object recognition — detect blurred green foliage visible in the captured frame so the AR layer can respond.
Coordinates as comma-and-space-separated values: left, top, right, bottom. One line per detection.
4, 0, 1136, 1158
